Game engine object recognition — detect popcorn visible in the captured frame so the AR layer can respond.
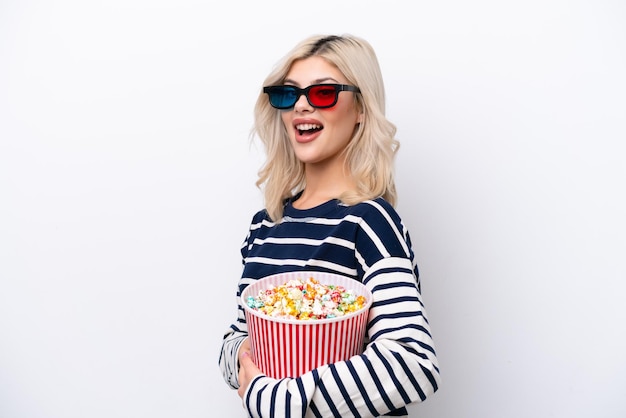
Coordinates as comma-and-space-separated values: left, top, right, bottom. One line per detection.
241, 272, 373, 378
245, 276, 367, 320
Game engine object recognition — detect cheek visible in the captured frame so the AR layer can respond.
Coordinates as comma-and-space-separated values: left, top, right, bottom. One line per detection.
280, 113, 293, 136
333, 100, 360, 124
333, 108, 360, 133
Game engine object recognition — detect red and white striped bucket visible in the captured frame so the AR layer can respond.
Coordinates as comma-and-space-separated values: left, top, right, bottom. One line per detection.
241, 271, 372, 379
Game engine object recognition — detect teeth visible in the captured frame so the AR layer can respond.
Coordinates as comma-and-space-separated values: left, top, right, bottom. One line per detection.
295, 123, 321, 131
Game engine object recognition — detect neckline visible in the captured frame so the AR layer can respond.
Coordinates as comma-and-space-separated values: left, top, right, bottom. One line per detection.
283, 195, 342, 218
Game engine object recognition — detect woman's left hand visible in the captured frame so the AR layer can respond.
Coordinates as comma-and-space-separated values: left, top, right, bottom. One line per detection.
237, 346, 263, 398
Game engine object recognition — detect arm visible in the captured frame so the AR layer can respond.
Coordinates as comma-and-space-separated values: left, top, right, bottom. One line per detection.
219, 321, 248, 389
241, 260, 440, 417
238, 200, 441, 416
218, 213, 261, 390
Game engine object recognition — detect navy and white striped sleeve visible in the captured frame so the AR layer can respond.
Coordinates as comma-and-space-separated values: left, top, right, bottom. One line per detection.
241, 200, 441, 417
218, 212, 264, 389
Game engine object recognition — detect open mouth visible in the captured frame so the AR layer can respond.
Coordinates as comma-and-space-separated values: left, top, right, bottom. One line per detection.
295, 123, 323, 136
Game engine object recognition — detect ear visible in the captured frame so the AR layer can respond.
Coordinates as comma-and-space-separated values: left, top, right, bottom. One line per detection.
357, 112, 364, 124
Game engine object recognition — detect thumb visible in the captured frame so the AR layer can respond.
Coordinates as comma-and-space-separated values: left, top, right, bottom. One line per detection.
240, 350, 254, 367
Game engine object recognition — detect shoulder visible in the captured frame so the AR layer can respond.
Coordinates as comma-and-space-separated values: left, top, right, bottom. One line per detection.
346, 198, 404, 226
250, 208, 271, 224
243, 208, 275, 239
347, 198, 409, 242
348, 198, 414, 262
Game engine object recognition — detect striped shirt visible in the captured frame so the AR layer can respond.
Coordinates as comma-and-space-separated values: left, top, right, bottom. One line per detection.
219, 197, 440, 417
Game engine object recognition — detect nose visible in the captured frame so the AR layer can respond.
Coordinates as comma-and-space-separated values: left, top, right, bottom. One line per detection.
293, 93, 312, 113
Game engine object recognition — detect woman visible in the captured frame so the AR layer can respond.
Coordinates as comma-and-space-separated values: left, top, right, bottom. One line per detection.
219, 34, 440, 417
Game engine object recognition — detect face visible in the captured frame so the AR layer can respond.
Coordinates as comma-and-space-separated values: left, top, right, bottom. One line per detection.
280, 56, 362, 169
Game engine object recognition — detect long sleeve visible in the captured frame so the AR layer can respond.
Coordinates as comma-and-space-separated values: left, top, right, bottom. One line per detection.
219, 199, 441, 417
219, 326, 247, 389
242, 257, 439, 417
219, 217, 260, 390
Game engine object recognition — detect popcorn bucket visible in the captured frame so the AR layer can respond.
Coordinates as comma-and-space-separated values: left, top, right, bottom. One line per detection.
241, 271, 372, 379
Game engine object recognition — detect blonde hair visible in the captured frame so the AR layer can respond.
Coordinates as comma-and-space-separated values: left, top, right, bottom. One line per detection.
252, 34, 399, 221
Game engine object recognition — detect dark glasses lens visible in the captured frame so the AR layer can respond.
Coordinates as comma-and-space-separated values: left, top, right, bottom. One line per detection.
263, 84, 360, 109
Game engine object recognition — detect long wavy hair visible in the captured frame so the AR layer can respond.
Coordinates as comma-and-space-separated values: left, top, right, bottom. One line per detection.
252, 34, 399, 221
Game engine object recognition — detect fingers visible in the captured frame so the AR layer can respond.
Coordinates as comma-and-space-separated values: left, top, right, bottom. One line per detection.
238, 338, 251, 365
240, 337, 251, 351
239, 350, 252, 367
237, 351, 252, 398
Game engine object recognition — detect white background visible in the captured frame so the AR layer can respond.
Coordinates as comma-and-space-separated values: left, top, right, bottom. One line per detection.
1, 1, 625, 417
